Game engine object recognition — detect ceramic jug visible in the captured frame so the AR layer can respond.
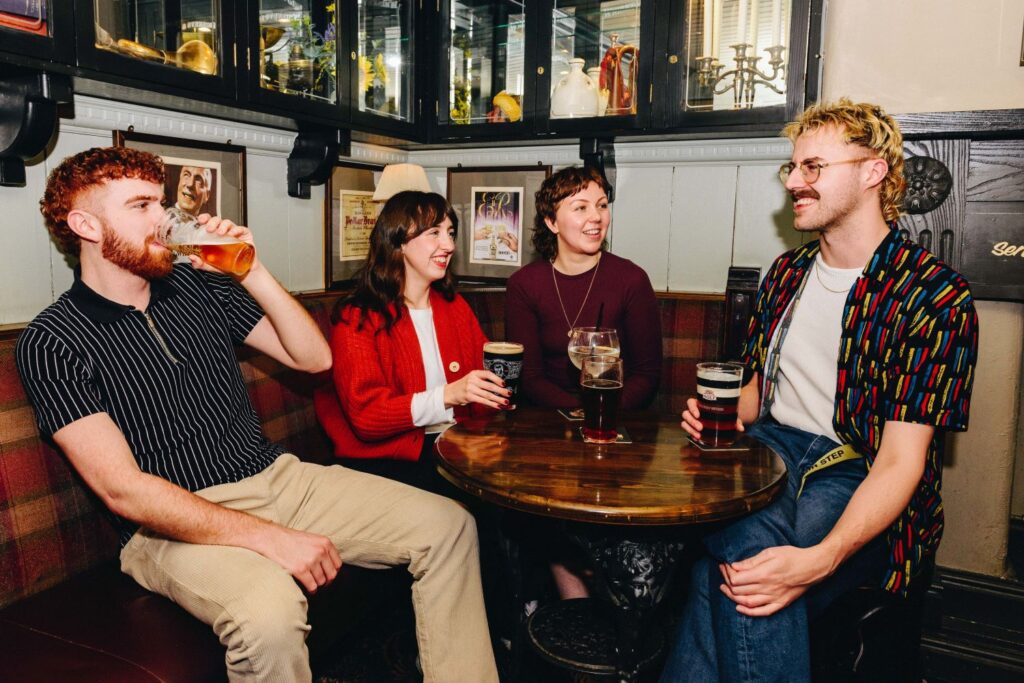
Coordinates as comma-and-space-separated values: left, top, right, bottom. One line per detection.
586, 66, 608, 116
550, 58, 598, 119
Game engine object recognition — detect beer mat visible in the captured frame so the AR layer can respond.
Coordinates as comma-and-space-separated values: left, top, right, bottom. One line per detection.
557, 408, 583, 421
686, 436, 749, 452
579, 426, 633, 444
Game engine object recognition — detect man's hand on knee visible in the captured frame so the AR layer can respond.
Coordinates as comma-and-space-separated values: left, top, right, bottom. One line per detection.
717, 545, 833, 617
259, 526, 343, 593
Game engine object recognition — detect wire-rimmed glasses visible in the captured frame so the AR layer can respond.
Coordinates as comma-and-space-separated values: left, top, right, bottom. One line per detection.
778, 157, 878, 184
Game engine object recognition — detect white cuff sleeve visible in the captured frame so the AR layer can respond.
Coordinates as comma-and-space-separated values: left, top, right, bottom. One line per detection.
411, 385, 454, 427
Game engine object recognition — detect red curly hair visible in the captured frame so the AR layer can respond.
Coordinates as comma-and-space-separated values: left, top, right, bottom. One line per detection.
40, 146, 165, 256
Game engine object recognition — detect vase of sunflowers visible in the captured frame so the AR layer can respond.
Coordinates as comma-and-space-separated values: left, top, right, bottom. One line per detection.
359, 52, 389, 112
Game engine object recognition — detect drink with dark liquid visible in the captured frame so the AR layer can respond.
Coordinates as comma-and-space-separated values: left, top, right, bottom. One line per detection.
580, 354, 623, 444
581, 378, 623, 443
695, 362, 743, 447
483, 341, 524, 408
167, 242, 255, 277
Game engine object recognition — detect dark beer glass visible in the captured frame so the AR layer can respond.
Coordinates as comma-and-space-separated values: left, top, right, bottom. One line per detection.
696, 362, 743, 447
580, 355, 623, 444
483, 342, 524, 409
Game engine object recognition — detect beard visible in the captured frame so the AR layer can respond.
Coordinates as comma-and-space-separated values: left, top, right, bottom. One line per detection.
791, 184, 859, 234
101, 223, 174, 280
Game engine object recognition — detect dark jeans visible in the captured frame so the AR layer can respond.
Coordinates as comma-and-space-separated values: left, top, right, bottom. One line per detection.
659, 419, 887, 683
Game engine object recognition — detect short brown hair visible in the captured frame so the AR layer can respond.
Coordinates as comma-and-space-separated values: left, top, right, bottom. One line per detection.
40, 147, 165, 256
532, 165, 610, 261
782, 98, 906, 223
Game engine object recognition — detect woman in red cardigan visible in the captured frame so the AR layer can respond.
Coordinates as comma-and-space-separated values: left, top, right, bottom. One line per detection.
314, 191, 509, 492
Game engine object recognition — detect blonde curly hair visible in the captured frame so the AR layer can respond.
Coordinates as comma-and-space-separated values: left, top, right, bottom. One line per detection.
782, 98, 906, 223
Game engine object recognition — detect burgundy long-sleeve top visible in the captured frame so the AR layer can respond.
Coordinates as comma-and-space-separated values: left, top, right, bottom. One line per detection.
314, 289, 491, 461
505, 252, 662, 409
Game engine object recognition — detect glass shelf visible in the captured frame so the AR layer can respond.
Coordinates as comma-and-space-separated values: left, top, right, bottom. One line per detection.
257, 0, 337, 103
446, 0, 526, 126
683, 0, 791, 111
92, 0, 221, 77
356, 0, 413, 122
550, 0, 641, 120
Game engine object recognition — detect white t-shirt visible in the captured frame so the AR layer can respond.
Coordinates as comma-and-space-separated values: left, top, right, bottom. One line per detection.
768, 254, 862, 443
407, 307, 455, 433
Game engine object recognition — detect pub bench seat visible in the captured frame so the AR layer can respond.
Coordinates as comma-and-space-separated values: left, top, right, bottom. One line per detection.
0, 291, 410, 682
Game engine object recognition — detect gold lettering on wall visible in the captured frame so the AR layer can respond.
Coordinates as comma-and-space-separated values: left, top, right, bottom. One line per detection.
991, 241, 1024, 258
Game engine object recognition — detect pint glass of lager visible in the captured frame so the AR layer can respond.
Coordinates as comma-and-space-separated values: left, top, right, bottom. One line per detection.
158, 207, 256, 277
483, 342, 524, 408
580, 355, 623, 444
695, 362, 743, 447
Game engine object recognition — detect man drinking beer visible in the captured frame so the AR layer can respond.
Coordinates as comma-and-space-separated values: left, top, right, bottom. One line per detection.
662, 100, 979, 682
16, 147, 498, 683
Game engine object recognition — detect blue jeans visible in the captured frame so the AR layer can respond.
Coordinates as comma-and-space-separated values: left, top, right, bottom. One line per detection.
659, 420, 887, 683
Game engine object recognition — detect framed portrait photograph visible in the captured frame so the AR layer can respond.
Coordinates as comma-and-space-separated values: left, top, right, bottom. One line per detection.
325, 162, 384, 288
113, 130, 247, 224
447, 165, 551, 282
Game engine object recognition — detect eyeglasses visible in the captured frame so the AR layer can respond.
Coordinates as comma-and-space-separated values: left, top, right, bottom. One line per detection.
778, 157, 877, 184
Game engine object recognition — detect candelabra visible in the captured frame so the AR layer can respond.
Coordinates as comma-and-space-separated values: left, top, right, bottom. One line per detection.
696, 43, 786, 109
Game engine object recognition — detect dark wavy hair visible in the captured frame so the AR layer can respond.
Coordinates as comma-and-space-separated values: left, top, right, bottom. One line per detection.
40, 147, 165, 256
532, 165, 611, 262
332, 191, 459, 332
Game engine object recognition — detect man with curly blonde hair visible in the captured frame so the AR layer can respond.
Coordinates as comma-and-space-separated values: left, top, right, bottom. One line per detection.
664, 100, 978, 682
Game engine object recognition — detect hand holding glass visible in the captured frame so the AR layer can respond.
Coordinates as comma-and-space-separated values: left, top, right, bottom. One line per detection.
158, 207, 255, 277
580, 355, 623, 444
694, 362, 743, 447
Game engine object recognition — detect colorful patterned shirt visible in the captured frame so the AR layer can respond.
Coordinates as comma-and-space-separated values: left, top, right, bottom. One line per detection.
743, 229, 978, 595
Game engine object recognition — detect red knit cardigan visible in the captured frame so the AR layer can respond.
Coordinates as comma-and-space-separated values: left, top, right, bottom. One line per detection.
314, 289, 492, 461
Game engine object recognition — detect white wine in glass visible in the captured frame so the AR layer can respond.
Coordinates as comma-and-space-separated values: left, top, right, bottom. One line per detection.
566, 327, 620, 416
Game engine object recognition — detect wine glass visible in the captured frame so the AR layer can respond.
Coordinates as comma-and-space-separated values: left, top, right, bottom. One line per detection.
567, 327, 620, 417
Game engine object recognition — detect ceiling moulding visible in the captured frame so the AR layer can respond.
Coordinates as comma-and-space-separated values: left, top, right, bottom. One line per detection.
408, 137, 789, 168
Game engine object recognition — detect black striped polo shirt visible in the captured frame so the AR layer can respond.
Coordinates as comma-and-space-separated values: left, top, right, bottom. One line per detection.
16, 264, 284, 545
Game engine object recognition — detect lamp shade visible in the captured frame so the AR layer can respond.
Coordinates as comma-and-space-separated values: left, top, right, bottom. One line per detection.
372, 163, 432, 201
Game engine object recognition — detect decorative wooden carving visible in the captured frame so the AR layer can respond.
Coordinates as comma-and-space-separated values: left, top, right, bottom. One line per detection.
903, 155, 953, 214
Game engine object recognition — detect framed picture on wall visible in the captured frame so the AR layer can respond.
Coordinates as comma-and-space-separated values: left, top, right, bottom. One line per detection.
447, 165, 551, 282
325, 162, 384, 288
113, 130, 247, 224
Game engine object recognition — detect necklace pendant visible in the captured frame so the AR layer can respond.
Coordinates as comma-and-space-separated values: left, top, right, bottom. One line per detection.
567, 329, 573, 338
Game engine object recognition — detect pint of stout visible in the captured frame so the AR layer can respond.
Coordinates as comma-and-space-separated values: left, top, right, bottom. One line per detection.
580, 355, 623, 444
695, 362, 743, 447
483, 342, 524, 408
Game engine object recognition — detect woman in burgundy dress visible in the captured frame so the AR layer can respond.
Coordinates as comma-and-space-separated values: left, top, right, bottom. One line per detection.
505, 166, 663, 598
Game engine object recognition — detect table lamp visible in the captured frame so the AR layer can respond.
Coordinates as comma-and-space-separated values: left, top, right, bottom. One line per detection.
372, 163, 432, 201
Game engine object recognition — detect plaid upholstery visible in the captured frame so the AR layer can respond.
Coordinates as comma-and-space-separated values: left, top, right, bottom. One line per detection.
0, 288, 723, 610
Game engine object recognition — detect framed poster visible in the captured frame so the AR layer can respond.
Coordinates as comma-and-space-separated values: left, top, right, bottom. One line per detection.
325, 162, 383, 287
113, 130, 246, 224
469, 186, 524, 267
447, 165, 551, 282
338, 190, 378, 262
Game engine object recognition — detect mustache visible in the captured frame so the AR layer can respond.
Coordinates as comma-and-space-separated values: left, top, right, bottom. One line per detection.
790, 189, 820, 201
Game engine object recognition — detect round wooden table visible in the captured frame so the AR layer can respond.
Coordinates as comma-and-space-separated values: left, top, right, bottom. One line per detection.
435, 408, 787, 682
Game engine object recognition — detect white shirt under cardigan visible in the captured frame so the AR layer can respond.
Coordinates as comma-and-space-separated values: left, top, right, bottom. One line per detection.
768, 254, 863, 444
407, 306, 455, 433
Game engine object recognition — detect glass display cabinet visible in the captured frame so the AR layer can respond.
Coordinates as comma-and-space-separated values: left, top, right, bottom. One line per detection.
433, 0, 533, 141
535, 0, 655, 134
0, 0, 75, 64
661, 0, 817, 129
244, 0, 340, 116
344, 0, 418, 136
76, 0, 236, 95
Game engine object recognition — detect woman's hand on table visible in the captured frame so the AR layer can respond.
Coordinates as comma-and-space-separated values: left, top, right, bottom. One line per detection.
444, 370, 511, 410
680, 396, 745, 440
